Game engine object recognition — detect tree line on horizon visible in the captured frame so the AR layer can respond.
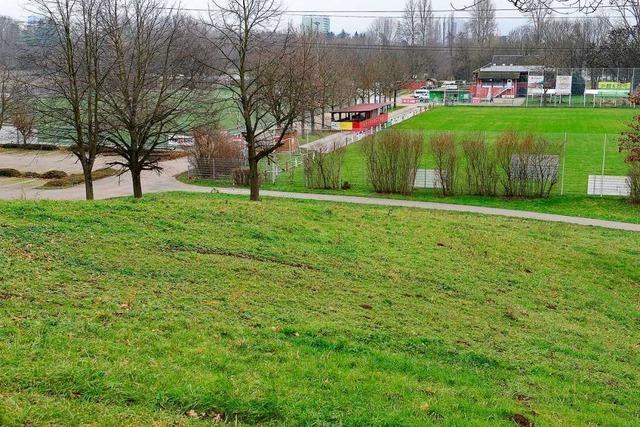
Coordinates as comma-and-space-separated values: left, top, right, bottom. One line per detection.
0, 0, 637, 202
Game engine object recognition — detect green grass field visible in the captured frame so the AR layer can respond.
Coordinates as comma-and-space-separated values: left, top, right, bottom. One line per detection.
0, 193, 639, 425
185, 106, 640, 223
394, 106, 638, 134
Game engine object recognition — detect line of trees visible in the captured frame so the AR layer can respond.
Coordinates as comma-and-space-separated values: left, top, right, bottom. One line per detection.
0, 0, 638, 201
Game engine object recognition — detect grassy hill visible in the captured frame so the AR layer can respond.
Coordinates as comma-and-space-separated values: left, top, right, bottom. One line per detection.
0, 193, 639, 425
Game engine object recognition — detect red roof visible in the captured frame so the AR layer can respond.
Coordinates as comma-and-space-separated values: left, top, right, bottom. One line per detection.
331, 103, 391, 114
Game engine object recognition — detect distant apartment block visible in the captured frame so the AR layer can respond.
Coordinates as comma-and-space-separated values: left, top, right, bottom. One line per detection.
302, 16, 331, 34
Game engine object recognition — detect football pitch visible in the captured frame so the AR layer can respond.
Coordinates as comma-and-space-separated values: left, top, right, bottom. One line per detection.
395, 106, 637, 134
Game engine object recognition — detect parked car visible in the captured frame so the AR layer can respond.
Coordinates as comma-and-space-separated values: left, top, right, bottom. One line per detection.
413, 89, 429, 99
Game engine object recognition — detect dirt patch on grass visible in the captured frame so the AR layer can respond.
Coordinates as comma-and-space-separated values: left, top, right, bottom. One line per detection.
40, 168, 119, 189
509, 414, 534, 427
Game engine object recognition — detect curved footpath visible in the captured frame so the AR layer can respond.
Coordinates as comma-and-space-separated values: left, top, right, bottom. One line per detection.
0, 157, 638, 232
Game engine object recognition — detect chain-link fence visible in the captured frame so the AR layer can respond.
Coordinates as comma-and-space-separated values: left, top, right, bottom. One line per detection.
262, 130, 634, 198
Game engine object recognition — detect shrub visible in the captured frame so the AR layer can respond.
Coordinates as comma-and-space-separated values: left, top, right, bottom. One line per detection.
0, 143, 59, 151
41, 170, 68, 179
232, 168, 263, 187
41, 168, 118, 188
0, 168, 22, 177
527, 137, 561, 198
461, 134, 498, 196
189, 127, 244, 179
497, 132, 560, 198
496, 132, 520, 197
619, 114, 640, 204
363, 130, 423, 195
303, 145, 345, 190
23, 172, 42, 178
628, 162, 640, 204
429, 133, 458, 196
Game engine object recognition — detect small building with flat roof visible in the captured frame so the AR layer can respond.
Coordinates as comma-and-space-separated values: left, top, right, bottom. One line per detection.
331, 103, 392, 131
471, 64, 544, 101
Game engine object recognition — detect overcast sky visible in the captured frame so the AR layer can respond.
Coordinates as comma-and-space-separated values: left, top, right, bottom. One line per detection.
1, 0, 531, 34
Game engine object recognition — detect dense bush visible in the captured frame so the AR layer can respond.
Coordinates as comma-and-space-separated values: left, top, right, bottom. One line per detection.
429, 133, 458, 196
0, 168, 23, 177
461, 135, 498, 196
41, 170, 69, 179
23, 172, 42, 178
363, 130, 422, 195
303, 146, 345, 190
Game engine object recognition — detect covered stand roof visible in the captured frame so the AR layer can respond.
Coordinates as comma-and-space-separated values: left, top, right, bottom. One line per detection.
475, 64, 544, 80
331, 102, 391, 114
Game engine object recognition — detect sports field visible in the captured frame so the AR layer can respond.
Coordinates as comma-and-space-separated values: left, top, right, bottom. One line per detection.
395, 106, 637, 134
1, 193, 639, 425
185, 106, 640, 222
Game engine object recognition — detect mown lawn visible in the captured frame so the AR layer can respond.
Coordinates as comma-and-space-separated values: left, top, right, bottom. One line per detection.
181, 106, 640, 223
0, 193, 639, 425
395, 106, 638, 134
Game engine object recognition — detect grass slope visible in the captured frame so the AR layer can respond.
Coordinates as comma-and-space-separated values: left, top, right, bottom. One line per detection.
395, 106, 638, 134
0, 193, 639, 426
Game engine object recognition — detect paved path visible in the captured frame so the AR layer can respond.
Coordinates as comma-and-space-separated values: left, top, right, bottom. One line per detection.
1, 149, 638, 232
212, 188, 640, 232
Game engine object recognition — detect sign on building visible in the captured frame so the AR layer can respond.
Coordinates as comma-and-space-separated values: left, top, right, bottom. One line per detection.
555, 75, 572, 95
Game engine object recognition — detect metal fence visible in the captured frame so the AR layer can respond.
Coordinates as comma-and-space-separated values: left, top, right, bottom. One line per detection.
264, 130, 634, 198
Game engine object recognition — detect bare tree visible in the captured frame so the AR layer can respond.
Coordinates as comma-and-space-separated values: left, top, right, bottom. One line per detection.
367, 17, 401, 45
12, 87, 37, 145
0, 66, 14, 130
400, 0, 419, 46
0, 16, 22, 67
29, 0, 108, 200
527, 1, 553, 43
417, 0, 434, 46
200, 0, 314, 201
467, 0, 497, 48
100, 0, 203, 198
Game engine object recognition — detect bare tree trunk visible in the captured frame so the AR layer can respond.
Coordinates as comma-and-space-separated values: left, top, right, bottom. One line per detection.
82, 163, 95, 200
249, 156, 260, 201
310, 109, 316, 132
131, 169, 143, 199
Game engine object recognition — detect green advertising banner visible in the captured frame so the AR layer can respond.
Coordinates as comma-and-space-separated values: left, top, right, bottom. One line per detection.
597, 81, 631, 90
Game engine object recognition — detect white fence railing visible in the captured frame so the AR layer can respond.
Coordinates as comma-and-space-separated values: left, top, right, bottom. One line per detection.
587, 175, 631, 196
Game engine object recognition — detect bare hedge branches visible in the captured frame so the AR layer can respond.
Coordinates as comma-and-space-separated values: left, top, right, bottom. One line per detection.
303, 145, 345, 190
363, 130, 423, 195
462, 134, 498, 196
430, 133, 458, 196
433, 131, 560, 198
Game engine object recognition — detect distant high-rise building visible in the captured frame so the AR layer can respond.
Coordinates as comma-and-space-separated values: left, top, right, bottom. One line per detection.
302, 16, 331, 35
